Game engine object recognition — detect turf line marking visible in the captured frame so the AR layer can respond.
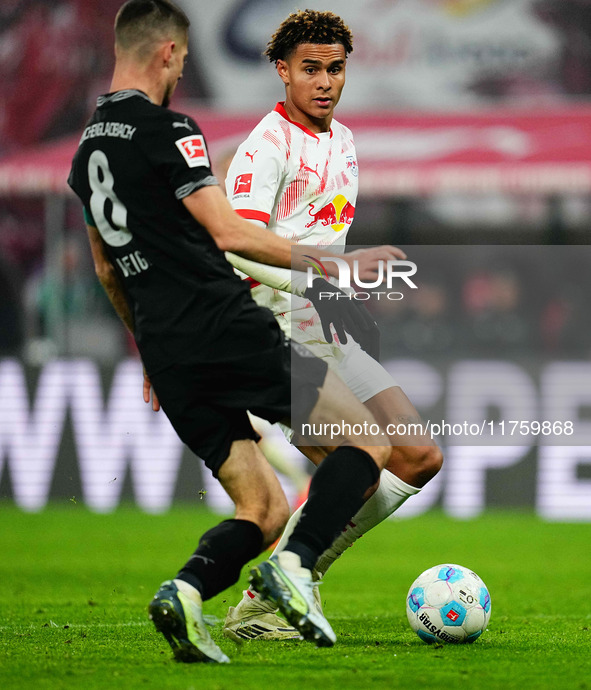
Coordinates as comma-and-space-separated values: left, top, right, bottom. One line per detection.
0, 621, 151, 631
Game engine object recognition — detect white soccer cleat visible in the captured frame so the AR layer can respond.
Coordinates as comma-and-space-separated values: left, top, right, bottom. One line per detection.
223, 589, 301, 641
249, 551, 336, 647
148, 579, 230, 663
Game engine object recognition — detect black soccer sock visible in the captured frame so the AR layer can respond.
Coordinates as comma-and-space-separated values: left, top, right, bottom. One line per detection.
286, 446, 380, 570
176, 519, 264, 601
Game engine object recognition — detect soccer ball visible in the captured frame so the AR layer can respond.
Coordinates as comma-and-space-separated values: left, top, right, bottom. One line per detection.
406, 563, 491, 644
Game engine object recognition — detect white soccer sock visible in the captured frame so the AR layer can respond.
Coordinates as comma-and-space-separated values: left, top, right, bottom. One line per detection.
245, 527, 306, 604
174, 578, 202, 603
314, 469, 419, 577
267, 469, 420, 578
269, 503, 305, 559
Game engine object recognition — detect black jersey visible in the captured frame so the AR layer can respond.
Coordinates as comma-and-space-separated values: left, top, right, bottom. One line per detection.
68, 90, 272, 375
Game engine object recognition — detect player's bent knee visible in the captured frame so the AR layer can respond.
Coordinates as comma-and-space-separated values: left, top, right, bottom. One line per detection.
422, 445, 443, 480
412, 445, 443, 485
392, 444, 443, 487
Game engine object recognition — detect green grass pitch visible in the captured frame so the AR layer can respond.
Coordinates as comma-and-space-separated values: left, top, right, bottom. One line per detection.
1, 504, 590, 690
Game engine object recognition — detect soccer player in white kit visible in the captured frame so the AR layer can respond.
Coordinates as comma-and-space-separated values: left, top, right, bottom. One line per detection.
223, 9, 443, 642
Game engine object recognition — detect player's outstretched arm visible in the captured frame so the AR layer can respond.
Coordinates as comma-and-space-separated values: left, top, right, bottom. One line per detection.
184, 185, 401, 356
183, 185, 295, 268
184, 185, 394, 276
185, 185, 408, 279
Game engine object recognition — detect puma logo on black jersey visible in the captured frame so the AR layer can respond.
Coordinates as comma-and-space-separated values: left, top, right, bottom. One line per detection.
172, 118, 193, 131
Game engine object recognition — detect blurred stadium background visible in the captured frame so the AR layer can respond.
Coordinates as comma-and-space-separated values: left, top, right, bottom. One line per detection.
1, 0, 591, 521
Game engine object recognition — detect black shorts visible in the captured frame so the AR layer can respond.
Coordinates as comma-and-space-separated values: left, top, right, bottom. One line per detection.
149, 322, 328, 477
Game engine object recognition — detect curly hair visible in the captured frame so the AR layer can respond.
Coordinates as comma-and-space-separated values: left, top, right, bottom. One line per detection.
264, 9, 353, 62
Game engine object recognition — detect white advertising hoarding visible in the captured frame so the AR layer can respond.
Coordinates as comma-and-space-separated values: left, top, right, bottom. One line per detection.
1, 357, 590, 520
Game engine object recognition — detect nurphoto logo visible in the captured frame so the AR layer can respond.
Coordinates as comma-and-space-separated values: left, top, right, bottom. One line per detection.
304, 255, 418, 300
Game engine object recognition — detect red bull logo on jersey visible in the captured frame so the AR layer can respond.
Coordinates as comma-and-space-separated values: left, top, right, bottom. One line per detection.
305, 194, 355, 232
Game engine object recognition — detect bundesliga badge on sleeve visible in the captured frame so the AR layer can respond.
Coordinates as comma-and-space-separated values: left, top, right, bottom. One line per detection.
175, 135, 210, 168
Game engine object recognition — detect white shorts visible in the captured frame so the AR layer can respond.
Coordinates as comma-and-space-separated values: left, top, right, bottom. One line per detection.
335, 337, 397, 402
276, 315, 398, 441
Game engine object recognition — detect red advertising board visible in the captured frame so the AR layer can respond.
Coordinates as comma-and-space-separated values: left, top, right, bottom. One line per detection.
3, 106, 591, 197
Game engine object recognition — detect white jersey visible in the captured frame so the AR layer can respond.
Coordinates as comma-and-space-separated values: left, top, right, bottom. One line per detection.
226, 102, 396, 417
226, 102, 358, 346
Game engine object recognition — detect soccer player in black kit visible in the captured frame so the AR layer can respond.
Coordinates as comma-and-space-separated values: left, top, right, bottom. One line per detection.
68, 0, 392, 663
